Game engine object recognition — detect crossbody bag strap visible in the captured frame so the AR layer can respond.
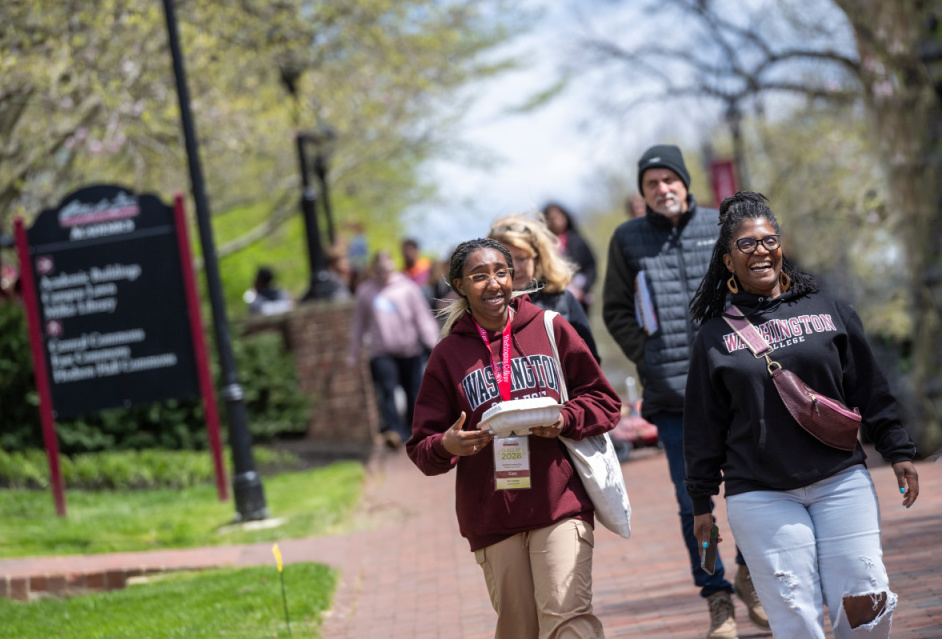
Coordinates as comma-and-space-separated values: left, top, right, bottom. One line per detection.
722, 305, 781, 376
542, 310, 569, 402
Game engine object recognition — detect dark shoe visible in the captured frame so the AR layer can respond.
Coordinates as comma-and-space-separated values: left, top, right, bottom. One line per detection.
735, 564, 770, 629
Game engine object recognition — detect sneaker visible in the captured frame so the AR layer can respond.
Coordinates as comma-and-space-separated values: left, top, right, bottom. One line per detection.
706, 591, 738, 639
735, 564, 770, 629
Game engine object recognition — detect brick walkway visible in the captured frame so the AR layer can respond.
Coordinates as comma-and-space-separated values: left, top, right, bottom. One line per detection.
1, 445, 939, 638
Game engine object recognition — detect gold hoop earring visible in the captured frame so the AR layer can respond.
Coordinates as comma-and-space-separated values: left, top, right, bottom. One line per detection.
780, 272, 791, 292
727, 276, 739, 294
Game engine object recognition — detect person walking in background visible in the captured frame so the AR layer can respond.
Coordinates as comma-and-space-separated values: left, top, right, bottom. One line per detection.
602, 144, 766, 638
408, 238, 621, 639
625, 192, 646, 219
347, 251, 440, 449
344, 221, 370, 292
542, 202, 597, 314
488, 213, 600, 362
243, 266, 294, 316
325, 244, 353, 300
427, 249, 459, 313
401, 238, 432, 288
685, 191, 919, 637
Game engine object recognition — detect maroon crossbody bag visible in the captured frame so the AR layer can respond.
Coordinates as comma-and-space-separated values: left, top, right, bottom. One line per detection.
723, 306, 861, 452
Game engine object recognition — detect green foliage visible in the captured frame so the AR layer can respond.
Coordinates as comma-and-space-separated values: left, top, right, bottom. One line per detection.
0, 461, 364, 558
0, 446, 303, 490
0, 306, 311, 453
0, 564, 336, 638
0, 303, 41, 449
228, 330, 312, 442
745, 104, 909, 341
1, 0, 529, 276
214, 203, 310, 311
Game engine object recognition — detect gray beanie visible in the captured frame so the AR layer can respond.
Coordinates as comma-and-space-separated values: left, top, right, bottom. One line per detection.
637, 144, 690, 191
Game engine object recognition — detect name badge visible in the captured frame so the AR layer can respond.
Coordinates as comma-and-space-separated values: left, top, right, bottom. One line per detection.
494, 436, 531, 490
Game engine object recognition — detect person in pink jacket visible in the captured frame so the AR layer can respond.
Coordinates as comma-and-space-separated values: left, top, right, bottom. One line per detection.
348, 251, 440, 448
407, 238, 621, 639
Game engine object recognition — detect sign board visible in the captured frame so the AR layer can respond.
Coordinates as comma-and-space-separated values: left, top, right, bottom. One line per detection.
24, 185, 200, 419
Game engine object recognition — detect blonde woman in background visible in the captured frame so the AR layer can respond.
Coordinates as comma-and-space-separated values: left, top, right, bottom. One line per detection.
488, 213, 600, 362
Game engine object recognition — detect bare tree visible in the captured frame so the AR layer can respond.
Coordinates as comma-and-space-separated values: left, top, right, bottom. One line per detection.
573, 0, 941, 452
574, 0, 860, 189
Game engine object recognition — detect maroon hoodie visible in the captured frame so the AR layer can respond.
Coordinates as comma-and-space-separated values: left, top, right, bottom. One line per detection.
407, 297, 621, 551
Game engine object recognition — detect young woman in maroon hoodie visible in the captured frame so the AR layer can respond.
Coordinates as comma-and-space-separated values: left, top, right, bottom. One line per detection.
407, 238, 621, 639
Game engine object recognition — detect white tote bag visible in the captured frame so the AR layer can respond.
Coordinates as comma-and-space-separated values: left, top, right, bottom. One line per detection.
544, 311, 631, 539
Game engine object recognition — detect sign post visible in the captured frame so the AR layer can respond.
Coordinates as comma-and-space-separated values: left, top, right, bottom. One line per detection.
13, 218, 66, 516
173, 194, 228, 501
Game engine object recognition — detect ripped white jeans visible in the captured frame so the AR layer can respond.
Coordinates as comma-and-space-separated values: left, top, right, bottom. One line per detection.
727, 465, 897, 638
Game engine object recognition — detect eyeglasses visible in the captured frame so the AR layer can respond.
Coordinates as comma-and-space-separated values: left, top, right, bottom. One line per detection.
462, 269, 514, 285
735, 234, 781, 254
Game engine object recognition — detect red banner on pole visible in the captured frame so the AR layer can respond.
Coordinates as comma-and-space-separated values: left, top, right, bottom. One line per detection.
710, 160, 739, 206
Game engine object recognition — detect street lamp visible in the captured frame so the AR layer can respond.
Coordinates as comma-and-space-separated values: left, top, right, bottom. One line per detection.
297, 122, 339, 301
310, 124, 337, 247
163, 0, 268, 522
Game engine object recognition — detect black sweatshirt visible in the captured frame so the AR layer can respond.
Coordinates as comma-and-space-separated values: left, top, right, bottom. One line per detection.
684, 289, 916, 516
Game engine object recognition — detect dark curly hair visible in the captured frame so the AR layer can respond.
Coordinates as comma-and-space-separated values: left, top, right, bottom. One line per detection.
689, 191, 817, 322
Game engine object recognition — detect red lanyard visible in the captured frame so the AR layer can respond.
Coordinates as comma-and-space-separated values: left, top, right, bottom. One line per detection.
472, 314, 513, 401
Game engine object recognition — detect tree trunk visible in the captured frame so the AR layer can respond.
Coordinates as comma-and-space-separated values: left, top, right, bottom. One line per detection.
726, 104, 750, 191
836, 0, 942, 454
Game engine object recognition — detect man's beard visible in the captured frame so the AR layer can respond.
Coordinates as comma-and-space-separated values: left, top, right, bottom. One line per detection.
655, 193, 684, 217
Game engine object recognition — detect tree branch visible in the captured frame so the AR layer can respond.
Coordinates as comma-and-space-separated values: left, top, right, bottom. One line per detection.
193, 191, 296, 267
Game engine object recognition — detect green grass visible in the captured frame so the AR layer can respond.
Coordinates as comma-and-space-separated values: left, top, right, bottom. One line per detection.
0, 563, 335, 638
0, 462, 364, 558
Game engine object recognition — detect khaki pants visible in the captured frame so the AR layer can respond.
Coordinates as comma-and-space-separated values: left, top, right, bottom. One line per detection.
474, 518, 604, 639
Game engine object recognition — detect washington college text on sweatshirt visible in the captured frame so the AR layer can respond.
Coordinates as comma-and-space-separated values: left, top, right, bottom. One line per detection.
684, 289, 916, 516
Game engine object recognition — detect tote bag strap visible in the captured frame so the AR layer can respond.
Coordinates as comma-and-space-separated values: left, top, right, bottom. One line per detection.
542, 310, 569, 402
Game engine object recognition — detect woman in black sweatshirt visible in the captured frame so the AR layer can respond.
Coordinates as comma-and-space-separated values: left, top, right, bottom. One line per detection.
683, 191, 919, 638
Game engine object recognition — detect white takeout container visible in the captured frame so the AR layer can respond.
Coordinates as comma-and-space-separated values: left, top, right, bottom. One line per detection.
479, 397, 564, 437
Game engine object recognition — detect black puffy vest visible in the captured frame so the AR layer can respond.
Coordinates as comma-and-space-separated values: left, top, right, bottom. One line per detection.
611, 201, 719, 416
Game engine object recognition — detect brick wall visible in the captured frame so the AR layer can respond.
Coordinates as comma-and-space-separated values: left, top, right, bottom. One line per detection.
1, 569, 144, 601
240, 299, 379, 452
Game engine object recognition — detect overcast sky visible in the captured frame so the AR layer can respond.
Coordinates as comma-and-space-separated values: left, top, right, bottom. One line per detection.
401, 0, 856, 257
402, 3, 637, 257
402, 2, 719, 257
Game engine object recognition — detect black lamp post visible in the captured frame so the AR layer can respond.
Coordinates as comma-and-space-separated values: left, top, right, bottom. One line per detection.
297, 123, 339, 301
311, 126, 337, 247
162, 0, 268, 521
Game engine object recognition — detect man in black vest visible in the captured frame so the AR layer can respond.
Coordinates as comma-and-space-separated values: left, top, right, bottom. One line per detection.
602, 145, 767, 639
